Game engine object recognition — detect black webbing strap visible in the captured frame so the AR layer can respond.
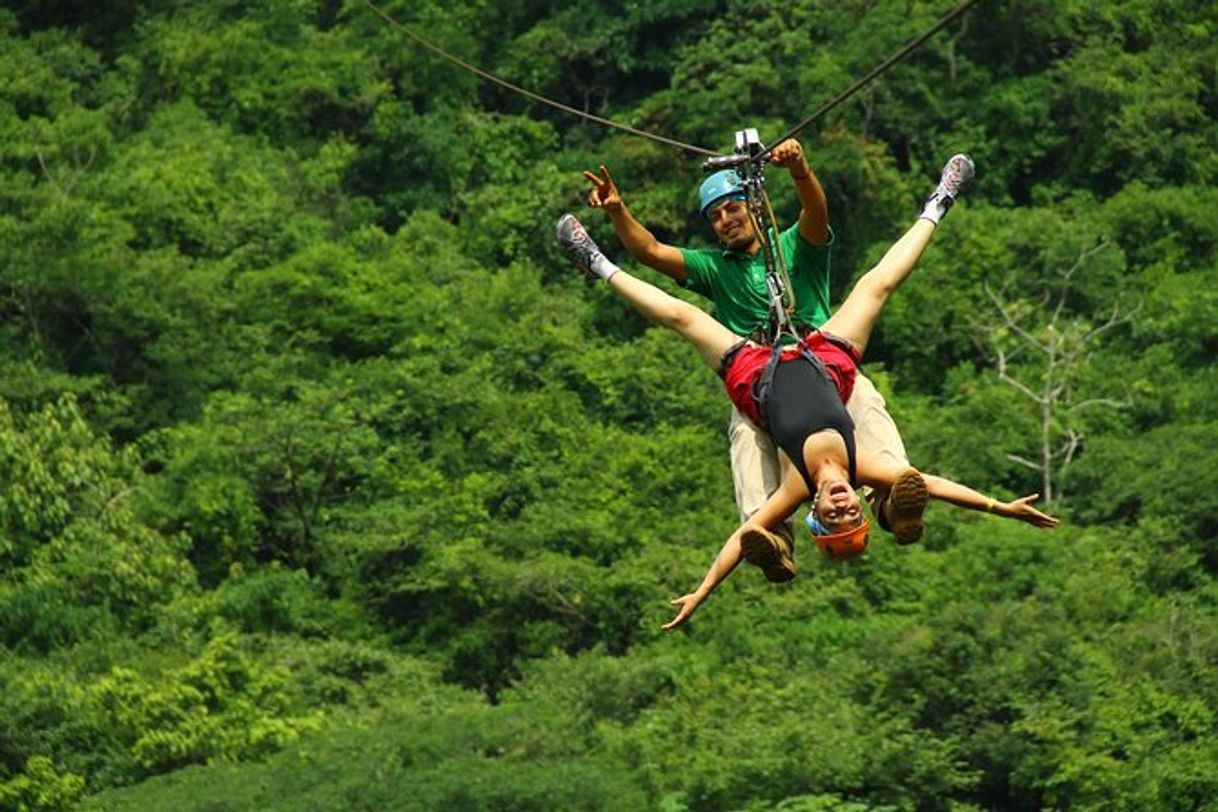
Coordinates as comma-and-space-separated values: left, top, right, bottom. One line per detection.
751, 340, 829, 431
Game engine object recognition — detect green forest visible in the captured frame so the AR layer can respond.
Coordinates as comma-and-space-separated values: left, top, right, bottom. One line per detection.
2, 0, 1217, 809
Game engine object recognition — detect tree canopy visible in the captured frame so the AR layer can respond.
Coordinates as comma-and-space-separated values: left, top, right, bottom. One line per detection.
2, 1, 1217, 810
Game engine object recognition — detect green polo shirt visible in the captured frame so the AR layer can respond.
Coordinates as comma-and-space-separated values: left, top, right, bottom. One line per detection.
679, 223, 834, 344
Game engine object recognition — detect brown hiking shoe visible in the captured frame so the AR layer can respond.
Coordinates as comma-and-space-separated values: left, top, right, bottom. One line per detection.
740, 525, 796, 583
882, 468, 930, 545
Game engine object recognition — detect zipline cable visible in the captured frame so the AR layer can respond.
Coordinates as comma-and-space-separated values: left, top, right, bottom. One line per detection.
361, 0, 981, 161
359, 0, 719, 157
760, 0, 984, 160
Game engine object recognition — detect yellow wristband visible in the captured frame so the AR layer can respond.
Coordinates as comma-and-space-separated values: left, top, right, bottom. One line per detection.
985, 498, 997, 514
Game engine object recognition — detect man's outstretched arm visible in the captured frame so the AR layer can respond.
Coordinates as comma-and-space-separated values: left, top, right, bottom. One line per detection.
584, 164, 688, 282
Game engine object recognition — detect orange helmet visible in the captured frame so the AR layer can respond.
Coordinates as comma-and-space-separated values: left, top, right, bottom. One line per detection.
811, 518, 870, 561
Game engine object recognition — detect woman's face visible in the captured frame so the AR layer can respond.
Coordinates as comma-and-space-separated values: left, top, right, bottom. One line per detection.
814, 479, 864, 533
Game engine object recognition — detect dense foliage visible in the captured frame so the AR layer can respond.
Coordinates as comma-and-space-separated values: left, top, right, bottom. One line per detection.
2, 0, 1217, 809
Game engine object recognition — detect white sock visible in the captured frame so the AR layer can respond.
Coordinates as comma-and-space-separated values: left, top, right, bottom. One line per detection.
591, 254, 620, 281
918, 192, 952, 226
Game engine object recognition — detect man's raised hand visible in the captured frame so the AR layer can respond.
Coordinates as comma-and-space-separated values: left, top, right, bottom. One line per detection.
768, 139, 809, 175
583, 164, 623, 212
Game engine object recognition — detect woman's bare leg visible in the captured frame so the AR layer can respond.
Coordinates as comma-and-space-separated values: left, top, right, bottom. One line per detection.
605, 271, 739, 370
820, 218, 937, 357
558, 214, 740, 372
821, 154, 974, 358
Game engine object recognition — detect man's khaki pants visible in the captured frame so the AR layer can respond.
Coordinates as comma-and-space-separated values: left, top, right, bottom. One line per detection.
728, 372, 908, 545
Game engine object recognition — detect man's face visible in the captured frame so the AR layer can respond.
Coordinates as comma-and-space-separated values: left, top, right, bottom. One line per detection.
707, 199, 757, 252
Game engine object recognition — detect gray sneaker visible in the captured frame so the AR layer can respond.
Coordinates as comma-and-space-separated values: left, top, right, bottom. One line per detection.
556, 214, 603, 282
926, 153, 975, 210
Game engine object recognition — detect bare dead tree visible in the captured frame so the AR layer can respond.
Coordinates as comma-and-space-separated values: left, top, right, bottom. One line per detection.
982, 239, 1140, 505
35, 142, 97, 201
946, 12, 969, 84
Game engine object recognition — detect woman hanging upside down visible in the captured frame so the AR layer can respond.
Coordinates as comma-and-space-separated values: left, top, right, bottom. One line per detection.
557, 154, 1058, 631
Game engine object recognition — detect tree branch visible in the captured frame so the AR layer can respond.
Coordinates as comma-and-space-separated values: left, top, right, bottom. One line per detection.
1005, 452, 1043, 472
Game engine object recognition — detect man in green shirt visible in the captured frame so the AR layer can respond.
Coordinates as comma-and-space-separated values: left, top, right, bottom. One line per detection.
582, 139, 911, 574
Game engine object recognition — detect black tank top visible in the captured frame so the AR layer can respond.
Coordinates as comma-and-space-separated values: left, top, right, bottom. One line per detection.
763, 354, 857, 493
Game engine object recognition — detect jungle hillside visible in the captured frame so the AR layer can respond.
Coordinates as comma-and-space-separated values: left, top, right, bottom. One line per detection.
2, 0, 1218, 810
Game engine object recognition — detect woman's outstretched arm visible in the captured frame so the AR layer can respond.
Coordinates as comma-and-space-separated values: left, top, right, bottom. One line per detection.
922, 474, 1059, 528
662, 473, 808, 630
661, 529, 745, 631
856, 453, 1059, 529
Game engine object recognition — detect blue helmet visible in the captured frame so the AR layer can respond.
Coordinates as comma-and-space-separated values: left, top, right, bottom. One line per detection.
698, 170, 746, 218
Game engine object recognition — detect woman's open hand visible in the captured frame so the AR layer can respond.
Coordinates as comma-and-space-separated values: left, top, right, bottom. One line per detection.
1000, 494, 1060, 528
661, 593, 704, 631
